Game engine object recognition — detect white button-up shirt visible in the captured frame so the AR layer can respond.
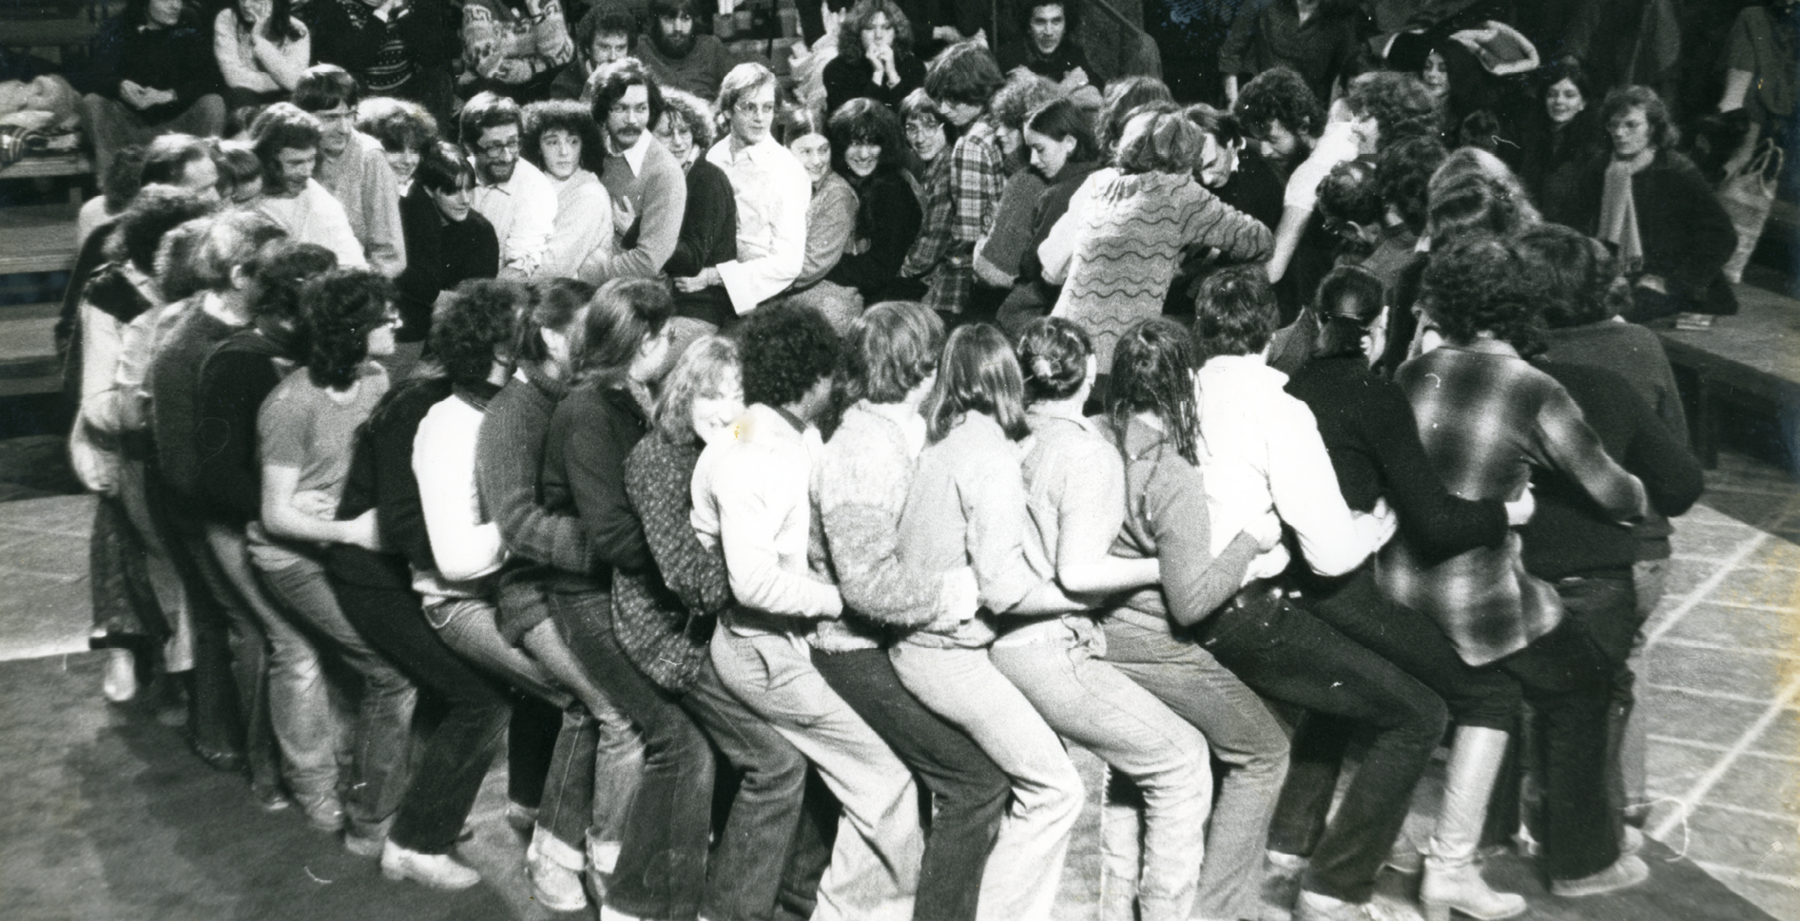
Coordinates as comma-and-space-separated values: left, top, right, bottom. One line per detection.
470, 156, 557, 279
705, 135, 811, 314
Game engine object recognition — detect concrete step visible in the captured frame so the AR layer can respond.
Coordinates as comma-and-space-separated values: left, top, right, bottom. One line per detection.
0, 203, 80, 276
0, 304, 63, 397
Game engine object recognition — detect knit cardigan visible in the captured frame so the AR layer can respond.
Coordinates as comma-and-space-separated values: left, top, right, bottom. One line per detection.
615, 431, 731, 692
1050, 169, 1272, 368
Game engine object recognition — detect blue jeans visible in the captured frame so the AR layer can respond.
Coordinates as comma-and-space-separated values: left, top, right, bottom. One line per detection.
814, 646, 1007, 921
549, 590, 713, 920
682, 655, 812, 921
889, 642, 1080, 921
256, 551, 418, 826
990, 618, 1211, 921
1194, 591, 1446, 905
1100, 614, 1290, 921
328, 562, 509, 854
542, 590, 645, 866
190, 520, 279, 792
717, 628, 925, 921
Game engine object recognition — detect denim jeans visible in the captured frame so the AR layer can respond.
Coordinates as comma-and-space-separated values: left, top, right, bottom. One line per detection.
990, 618, 1211, 921
330, 573, 509, 853
681, 656, 813, 921
544, 590, 646, 864
192, 522, 289, 796
715, 628, 925, 921
1617, 558, 1668, 821
889, 642, 1082, 921
1507, 578, 1628, 882
1193, 591, 1447, 904
1271, 567, 1523, 858
426, 596, 571, 707
256, 552, 419, 826
549, 590, 713, 920
814, 646, 1008, 921
1099, 615, 1290, 921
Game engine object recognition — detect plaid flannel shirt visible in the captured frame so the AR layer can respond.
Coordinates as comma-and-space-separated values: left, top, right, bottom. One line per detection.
1377, 339, 1645, 666
901, 125, 1002, 313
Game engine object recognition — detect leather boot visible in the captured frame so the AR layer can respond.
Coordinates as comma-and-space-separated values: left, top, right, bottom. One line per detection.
1420, 727, 1527, 921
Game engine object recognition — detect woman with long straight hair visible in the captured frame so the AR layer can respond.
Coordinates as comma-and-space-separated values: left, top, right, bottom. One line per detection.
814, 301, 1009, 921
474, 278, 644, 911
891, 322, 1085, 921
997, 317, 1213, 921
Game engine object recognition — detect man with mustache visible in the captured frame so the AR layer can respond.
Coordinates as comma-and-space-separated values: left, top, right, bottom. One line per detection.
634, 0, 733, 99
250, 103, 368, 268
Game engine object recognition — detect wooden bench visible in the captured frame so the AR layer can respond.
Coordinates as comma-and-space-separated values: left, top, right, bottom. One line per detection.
0, 151, 93, 204
1657, 284, 1800, 468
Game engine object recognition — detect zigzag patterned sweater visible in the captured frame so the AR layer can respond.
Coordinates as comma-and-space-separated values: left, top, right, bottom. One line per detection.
1054, 169, 1272, 368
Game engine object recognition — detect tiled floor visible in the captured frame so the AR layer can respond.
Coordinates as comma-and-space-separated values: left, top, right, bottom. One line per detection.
0, 451, 1795, 919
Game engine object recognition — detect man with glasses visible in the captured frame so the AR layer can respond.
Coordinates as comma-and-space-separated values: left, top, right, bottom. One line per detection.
294, 65, 407, 278
685, 62, 810, 321
583, 59, 688, 286
461, 92, 557, 279
250, 103, 369, 268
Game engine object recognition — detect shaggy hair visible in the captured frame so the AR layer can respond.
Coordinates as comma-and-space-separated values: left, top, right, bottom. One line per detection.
293, 64, 361, 113
828, 97, 904, 175
923, 41, 1004, 109
654, 335, 740, 443
835, 0, 915, 65
1192, 266, 1278, 362
658, 88, 716, 150
247, 241, 338, 326
925, 323, 1028, 442
357, 96, 438, 154
1345, 71, 1439, 150
1233, 66, 1321, 142
1097, 76, 1174, 155
299, 269, 395, 389
1106, 318, 1200, 465
1115, 106, 1201, 175
1375, 135, 1447, 234
108, 186, 216, 276
522, 99, 605, 175
590, 58, 666, 133
433, 279, 528, 387
1419, 235, 1547, 355
1515, 223, 1629, 328
574, 277, 673, 386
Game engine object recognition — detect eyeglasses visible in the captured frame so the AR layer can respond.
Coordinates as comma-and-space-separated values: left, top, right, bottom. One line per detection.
476, 137, 521, 157
734, 100, 777, 117
902, 120, 941, 136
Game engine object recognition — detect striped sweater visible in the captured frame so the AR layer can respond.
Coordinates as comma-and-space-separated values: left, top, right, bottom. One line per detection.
1053, 169, 1272, 369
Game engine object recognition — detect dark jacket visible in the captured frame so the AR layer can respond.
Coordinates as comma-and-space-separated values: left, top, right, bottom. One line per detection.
1567, 150, 1740, 315
330, 376, 456, 590
396, 186, 501, 343
85, 17, 221, 121
828, 166, 922, 301
666, 158, 740, 328
539, 381, 653, 595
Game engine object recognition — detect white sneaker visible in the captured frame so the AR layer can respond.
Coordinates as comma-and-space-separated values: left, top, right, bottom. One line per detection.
380, 841, 480, 890
528, 851, 589, 912
102, 648, 139, 702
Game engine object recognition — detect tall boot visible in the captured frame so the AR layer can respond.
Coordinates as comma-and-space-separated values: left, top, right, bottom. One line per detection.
1420, 727, 1527, 921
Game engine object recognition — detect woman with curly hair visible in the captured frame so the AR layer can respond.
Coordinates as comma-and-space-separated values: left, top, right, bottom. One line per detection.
249, 269, 417, 860
825, 0, 926, 115
824, 99, 922, 304
1383, 235, 1650, 903
522, 99, 615, 280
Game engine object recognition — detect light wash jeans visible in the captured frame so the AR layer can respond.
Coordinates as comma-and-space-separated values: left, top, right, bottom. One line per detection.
1099, 615, 1290, 921
256, 551, 418, 827
889, 642, 1083, 921
990, 617, 1211, 921
712, 628, 924, 921
426, 596, 571, 708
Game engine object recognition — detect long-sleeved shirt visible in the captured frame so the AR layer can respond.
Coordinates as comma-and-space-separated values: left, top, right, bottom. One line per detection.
87, 18, 221, 122
540, 168, 614, 281
211, 9, 307, 93
705, 135, 812, 314
1284, 355, 1508, 570
460, 0, 574, 90
591, 133, 687, 283
796, 170, 859, 291
692, 403, 842, 637
471, 156, 557, 279
901, 126, 1003, 314
477, 364, 591, 637
150, 301, 244, 503
1220, 0, 1362, 105
540, 381, 653, 594
1108, 415, 1263, 632
414, 385, 508, 603
1195, 354, 1385, 584
1012, 406, 1126, 642
316, 132, 407, 277
827, 167, 921, 300
1046, 169, 1272, 368
1380, 339, 1648, 666
213, 9, 310, 94
1521, 361, 1702, 581
1542, 318, 1689, 557
332, 376, 452, 592
395, 186, 501, 342
896, 411, 1071, 649
259, 179, 369, 269
634, 33, 734, 99
618, 431, 732, 692
307, 0, 459, 94
814, 400, 945, 652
